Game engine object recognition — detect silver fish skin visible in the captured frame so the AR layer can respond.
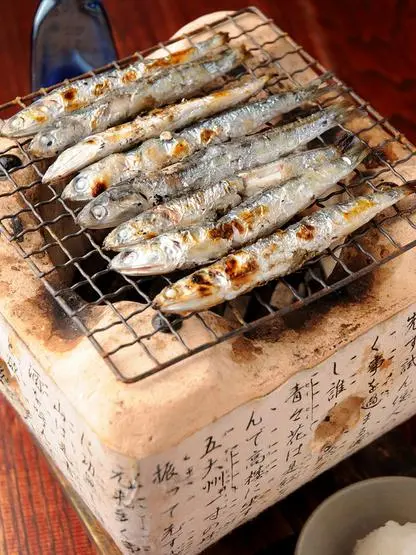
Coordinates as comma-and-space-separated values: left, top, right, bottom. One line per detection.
77, 142, 349, 230
63, 76, 333, 192
103, 178, 245, 250
103, 142, 350, 247
46, 75, 268, 184
69, 101, 350, 203
29, 47, 245, 159
109, 137, 368, 275
2, 33, 227, 138
125, 102, 353, 202
153, 184, 415, 313
77, 186, 153, 229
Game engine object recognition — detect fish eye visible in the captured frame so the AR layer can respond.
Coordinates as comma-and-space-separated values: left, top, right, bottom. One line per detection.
91, 205, 108, 220
74, 177, 88, 192
164, 288, 178, 299
40, 134, 54, 148
342, 155, 352, 165
117, 227, 130, 241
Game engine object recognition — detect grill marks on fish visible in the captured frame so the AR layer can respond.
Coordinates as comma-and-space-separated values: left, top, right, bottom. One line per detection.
103, 178, 244, 249
131, 103, 350, 203
29, 46, 246, 159
342, 197, 376, 220
108, 136, 368, 275
91, 180, 109, 197
140, 76, 333, 177
296, 223, 316, 240
224, 254, 260, 287
78, 143, 355, 231
153, 184, 415, 313
172, 139, 192, 158
1, 33, 228, 138
121, 69, 139, 84
46, 74, 266, 185
51, 74, 332, 191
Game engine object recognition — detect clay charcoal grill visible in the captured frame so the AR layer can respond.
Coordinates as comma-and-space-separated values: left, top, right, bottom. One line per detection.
0, 6, 415, 384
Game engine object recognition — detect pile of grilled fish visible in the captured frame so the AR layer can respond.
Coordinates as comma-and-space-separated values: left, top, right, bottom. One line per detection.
2, 33, 413, 314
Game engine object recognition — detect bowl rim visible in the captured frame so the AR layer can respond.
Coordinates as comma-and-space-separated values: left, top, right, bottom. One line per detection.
295, 475, 416, 554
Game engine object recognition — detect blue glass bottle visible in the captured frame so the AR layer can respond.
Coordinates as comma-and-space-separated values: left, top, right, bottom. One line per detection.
31, 0, 117, 90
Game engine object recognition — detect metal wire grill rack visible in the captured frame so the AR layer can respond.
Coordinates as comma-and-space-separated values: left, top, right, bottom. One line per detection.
0, 6, 415, 383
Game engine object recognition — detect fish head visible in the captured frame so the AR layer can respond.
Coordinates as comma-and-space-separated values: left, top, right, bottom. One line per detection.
29, 118, 81, 158
1, 99, 58, 138
62, 170, 110, 202
109, 236, 184, 275
77, 185, 149, 229
42, 137, 106, 183
153, 268, 228, 313
103, 221, 145, 251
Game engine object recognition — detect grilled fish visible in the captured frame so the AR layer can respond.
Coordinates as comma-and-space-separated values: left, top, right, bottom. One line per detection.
43, 75, 269, 183
103, 142, 352, 247
76, 102, 352, 228
60, 75, 333, 192
71, 101, 351, 205
153, 184, 415, 313
109, 137, 368, 274
103, 179, 243, 250
2, 33, 227, 138
29, 47, 245, 158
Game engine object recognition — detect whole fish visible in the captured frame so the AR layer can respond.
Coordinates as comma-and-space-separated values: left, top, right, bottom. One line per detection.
103, 142, 352, 247
76, 102, 353, 226
59, 74, 333, 191
29, 47, 245, 158
2, 33, 227, 138
43, 75, 269, 183
109, 136, 368, 275
153, 184, 415, 313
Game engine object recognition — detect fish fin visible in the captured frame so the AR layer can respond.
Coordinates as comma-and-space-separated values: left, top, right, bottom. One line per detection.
305, 71, 334, 90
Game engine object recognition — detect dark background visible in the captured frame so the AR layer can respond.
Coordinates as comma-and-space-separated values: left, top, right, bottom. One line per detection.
0, 1, 415, 554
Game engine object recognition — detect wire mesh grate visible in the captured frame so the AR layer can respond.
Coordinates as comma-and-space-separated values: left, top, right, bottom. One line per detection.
0, 6, 415, 382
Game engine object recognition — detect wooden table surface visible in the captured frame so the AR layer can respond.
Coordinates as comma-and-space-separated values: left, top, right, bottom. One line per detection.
0, 1, 415, 553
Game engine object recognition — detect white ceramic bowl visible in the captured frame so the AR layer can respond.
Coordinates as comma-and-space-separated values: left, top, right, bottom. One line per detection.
295, 476, 416, 555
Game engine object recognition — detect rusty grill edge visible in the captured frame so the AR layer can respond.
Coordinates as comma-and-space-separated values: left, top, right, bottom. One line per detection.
0, 6, 415, 383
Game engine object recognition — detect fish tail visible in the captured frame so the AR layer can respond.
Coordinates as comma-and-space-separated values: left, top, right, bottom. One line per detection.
376, 180, 416, 197
333, 129, 355, 149
303, 71, 333, 90
323, 99, 363, 126
334, 131, 370, 161
305, 71, 337, 98
309, 83, 338, 100
396, 180, 416, 195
